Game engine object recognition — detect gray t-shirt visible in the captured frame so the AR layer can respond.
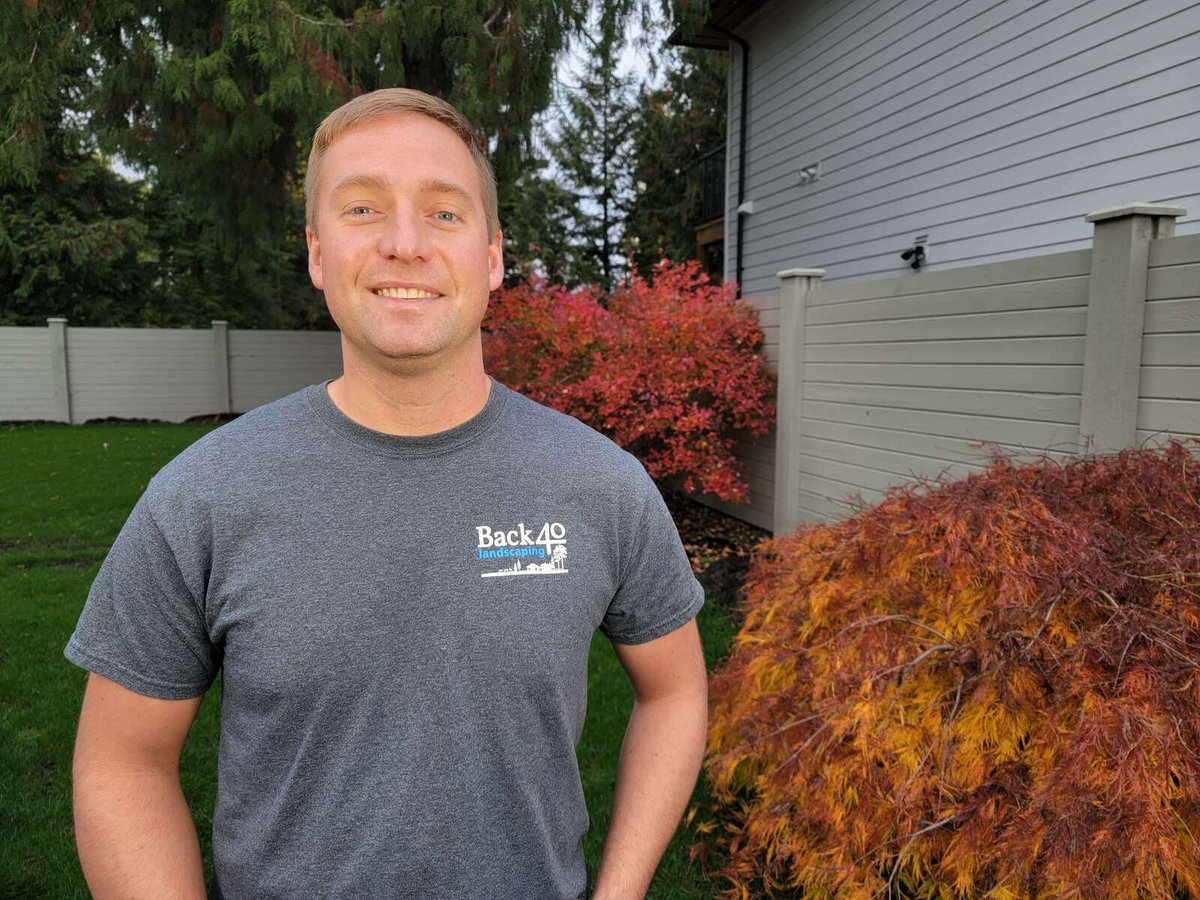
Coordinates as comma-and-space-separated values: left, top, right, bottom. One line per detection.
65, 378, 705, 900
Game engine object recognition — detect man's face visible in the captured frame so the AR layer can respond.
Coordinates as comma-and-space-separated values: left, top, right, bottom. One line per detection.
306, 112, 503, 372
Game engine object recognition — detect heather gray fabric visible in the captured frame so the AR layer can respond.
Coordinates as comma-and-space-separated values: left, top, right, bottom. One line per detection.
65, 377, 705, 900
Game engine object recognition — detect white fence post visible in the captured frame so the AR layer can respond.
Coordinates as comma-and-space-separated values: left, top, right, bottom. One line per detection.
773, 268, 825, 536
1079, 203, 1185, 454
212, 320, 232, 414
46, 317, 71, 423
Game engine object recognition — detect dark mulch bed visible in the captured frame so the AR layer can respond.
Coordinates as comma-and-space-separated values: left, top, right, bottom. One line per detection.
662, 492, 770, 617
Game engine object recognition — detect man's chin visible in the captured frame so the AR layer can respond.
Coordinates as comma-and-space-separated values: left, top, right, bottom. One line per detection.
348, 337, 458, 372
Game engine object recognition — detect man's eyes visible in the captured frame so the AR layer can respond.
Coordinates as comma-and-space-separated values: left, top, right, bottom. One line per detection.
343, 207, 459, 222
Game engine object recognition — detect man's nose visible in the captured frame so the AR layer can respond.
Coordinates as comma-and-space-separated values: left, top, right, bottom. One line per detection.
377, 209, 430, 262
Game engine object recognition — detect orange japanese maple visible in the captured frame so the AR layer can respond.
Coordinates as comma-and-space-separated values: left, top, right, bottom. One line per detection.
702, 443, 1200, 899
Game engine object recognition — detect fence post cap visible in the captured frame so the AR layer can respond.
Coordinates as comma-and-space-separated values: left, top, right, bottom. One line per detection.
777, 268, 826, 279
46, 317, 68, 324
1085, 203, 1186, 223
211, 320, 229, 326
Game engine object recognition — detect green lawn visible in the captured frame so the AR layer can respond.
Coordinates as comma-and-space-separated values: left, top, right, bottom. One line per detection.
0, 422, 736, 898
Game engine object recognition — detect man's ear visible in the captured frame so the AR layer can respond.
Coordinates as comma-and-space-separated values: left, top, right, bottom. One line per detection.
306, 226, 324, 291
487, 230, 504, 292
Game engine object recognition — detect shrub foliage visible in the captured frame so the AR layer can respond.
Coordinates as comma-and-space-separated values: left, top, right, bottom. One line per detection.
702, 443, 1200, 898
483, 260, 775, 502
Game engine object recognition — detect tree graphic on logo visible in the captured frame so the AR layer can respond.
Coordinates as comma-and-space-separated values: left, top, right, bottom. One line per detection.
552, 545, 567, 569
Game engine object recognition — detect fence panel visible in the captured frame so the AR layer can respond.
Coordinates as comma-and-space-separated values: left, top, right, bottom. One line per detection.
1138, 232, 1200, 446
228, 330, 341, 413
0, 327, 53, 421
66, 328, 214, 423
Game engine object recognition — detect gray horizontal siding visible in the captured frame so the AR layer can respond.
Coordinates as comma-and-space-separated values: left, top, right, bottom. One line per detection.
228, 330, 341, 412
1137, 232, 1200, 445
728, 0, 1200, 294
0, 327, 53, 420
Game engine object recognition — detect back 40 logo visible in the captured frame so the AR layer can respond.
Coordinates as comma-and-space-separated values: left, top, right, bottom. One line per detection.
475, 522, 568, 577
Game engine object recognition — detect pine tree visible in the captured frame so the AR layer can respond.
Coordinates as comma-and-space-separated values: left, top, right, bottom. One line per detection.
37, 1, 596, 326
544, 2, 639, 291
624, 46, 727, 279
498, 156, 585, 286
3, 0, 714, 324
0, 0, 158, 326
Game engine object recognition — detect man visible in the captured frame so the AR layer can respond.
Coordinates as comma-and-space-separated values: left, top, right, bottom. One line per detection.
65, 88, 709, 899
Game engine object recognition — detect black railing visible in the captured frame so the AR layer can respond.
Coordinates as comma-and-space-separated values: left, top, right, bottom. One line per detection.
700, 146, 726, 223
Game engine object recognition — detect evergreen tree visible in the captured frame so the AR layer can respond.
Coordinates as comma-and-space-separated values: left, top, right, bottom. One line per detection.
498, 155, 584, 286
2, 0, 714, 325
544, 2, 639, 291
0, 0, 158, 325
21, 0, 595, 327
624, 46, 726, 279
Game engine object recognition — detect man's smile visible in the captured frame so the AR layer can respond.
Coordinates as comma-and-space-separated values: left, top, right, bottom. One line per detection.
370, 285, 443, 299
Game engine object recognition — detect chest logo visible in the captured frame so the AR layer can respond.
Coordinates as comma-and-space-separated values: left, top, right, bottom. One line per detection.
476, 522, 568, 577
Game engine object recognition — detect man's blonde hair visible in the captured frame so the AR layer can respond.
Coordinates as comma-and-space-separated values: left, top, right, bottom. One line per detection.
305, 88, 500, 239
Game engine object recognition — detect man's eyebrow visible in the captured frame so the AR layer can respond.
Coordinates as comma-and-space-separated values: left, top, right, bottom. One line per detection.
328, 173, 390, 199
327, 174, 476, 210
417, 178, 476, 209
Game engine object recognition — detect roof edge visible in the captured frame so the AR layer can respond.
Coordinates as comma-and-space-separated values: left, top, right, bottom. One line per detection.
667, 0, 770, 49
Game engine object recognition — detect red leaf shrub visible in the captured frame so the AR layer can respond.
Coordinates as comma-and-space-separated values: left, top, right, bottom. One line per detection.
483, 260, 775, 503
702, 443, 1200, 898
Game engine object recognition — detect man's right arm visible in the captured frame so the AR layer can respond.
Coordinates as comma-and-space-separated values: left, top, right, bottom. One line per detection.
72, 672, 208, 900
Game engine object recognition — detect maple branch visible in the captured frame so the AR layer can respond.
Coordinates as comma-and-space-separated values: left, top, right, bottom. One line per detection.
1174, 807, 1200, 852
808, 615, 952, 654
771, 718, 834, 775
1144, 630, 1200, 668
1113, 632, 1138, 689
1095, 587, 1122, 611
885, 815, 959, 897
1134, 506, 1187, 530
874, 644, 955, 682
279, 3, 356, 28
765, 698, 857, 773
1148, 623, 1200, 655
1025, 591, 1064, 651
751, 713, 824, 745
934, 676, 967, 811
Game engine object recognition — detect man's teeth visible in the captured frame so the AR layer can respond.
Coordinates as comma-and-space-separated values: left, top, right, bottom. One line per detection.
375, 287, 440, 299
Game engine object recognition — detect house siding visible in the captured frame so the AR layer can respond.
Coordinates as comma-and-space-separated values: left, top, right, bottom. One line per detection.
724, 0, 1200, 294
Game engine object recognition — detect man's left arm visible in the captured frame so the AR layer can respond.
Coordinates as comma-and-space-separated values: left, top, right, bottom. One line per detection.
592, 618, 709, 900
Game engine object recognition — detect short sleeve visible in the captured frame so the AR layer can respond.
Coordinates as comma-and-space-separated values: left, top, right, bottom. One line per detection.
600, 465, 705, 644
64, 488, 219, 700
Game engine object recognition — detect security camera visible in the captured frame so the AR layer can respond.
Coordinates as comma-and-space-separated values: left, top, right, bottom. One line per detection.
900, 244, 926, 270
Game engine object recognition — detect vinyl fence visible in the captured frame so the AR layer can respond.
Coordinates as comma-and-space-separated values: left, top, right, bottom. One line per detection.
0, 322, 341, 424
4, 204, 1196, 536
699, 203, 1200, 533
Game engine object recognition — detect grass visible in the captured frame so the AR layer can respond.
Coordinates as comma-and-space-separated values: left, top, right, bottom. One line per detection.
0, 422, 738, 898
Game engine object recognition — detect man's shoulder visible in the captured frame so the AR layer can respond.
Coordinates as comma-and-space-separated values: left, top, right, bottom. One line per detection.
498, 385, 645, 477
147, 384, 318, 500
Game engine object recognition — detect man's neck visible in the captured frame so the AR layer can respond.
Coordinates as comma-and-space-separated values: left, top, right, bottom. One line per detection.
327, 351, 492, 437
